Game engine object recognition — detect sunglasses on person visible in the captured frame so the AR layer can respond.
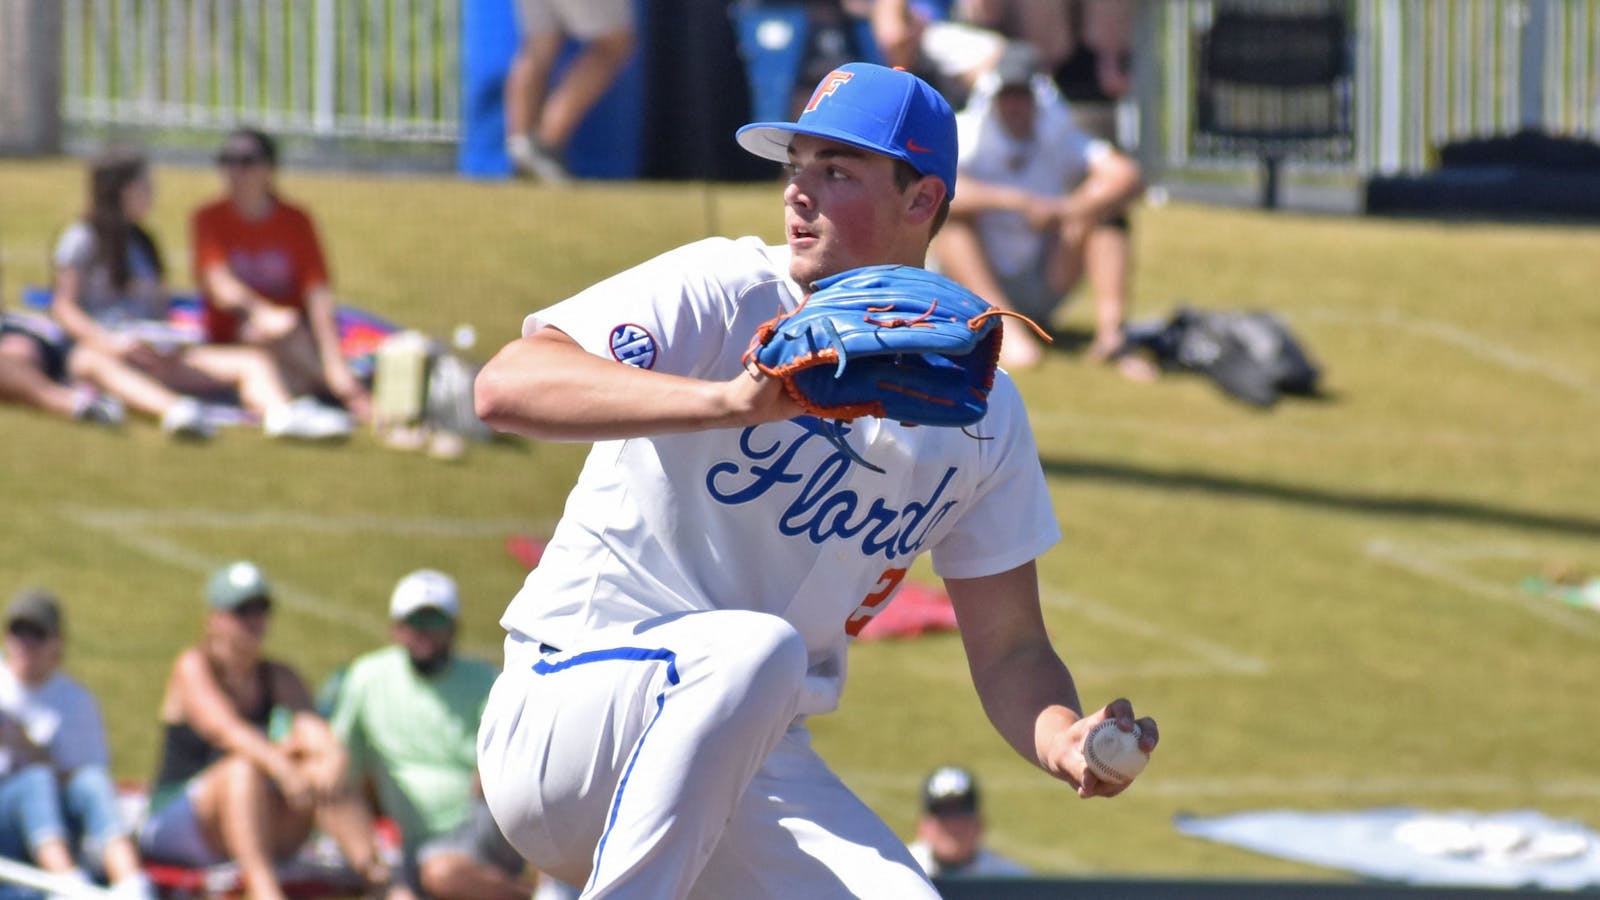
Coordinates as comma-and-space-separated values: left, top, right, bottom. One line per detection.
6, 622, 52, 643
216, 152, 266, 168
401, 608, 454, 632
230, 597, 273, 619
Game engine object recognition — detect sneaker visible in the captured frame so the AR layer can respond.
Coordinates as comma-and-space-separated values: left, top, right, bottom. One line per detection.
507, 133, 570, 183
160, 397, 215, 441
109, 872, 158, 900
264, 396, 354, 441
71, 388, 125, 428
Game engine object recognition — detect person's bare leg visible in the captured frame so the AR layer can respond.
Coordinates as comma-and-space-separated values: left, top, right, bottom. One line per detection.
181, 344, 296, 413
536, 29, 635, 150
315, 793, 389, 890
516, 32, 564, 145
1079, 224, 1156, 381
0, 345, 77, 418
195, 757, 307, 900
99, 835, 144, 885
935, 218, 1047, 369
31, 837, 78, 875
419, 853, 527, 900
67, 347, 184, 419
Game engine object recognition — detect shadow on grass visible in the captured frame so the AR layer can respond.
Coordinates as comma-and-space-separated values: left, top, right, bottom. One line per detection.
1040, 455, 1600, 538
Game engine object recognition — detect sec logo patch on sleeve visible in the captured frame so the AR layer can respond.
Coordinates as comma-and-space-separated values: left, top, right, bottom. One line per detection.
609, 323, 659, 369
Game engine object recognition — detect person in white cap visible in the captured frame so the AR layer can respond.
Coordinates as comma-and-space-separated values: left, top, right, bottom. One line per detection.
327, 570, 574, 900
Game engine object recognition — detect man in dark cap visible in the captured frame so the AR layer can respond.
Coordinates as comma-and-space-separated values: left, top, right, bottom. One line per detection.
907, 765, 1029, 878
0, 588, 156, 897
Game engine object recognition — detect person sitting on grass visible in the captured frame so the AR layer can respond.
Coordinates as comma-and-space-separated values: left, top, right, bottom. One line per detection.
0, 310, 125, 429
0, 588, 157, 898
327, 570, 572, 900
138, 561, 391, 900
191, 128, 372, 424
48, 148, 352, 441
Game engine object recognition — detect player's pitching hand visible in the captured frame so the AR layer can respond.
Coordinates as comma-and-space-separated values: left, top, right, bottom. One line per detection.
1055, 698, 1158, 799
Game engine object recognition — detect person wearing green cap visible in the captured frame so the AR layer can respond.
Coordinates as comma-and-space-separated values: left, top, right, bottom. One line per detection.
137, 561, 390, 900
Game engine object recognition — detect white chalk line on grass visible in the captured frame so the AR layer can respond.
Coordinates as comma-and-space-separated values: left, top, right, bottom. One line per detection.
1040, 586, 1269, 677
60, 504, 549, 538
838, 768, 1600, 802
57, 505, 555, 656
868, 586, 1266, 682
1365, 538, 1600, 640
1296, 307, 1598, 400
63, 506, 1269, 677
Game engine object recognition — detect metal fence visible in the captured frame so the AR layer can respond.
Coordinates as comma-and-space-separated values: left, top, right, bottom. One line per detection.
1148, 0, 1600, 178
53, 0, 1600, 181
62, 0, 460, 143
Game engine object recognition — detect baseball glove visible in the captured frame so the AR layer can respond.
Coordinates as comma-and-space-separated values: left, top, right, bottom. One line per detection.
743, 264, 1047, 469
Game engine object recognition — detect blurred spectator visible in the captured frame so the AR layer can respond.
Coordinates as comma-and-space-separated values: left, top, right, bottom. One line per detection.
907, 765, 1028, 878
48, 149, 352, 441
0, 589, 154, 898
504, 0, 637, 181
0, 310, 124, 428
191, 128, 372, 425
138, 562, 391, 900
868, 0, 1008, 107
930, 43, 1152, 377
1051, 0, 1137, 142
327, 570, 573, 900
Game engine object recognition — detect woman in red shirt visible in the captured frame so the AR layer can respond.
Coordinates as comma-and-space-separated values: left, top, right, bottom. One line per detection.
192, 129, 372, 422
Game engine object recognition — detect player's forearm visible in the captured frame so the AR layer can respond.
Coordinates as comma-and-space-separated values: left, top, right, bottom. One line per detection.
971, 640, 1084, 770
475, 333, 774, 441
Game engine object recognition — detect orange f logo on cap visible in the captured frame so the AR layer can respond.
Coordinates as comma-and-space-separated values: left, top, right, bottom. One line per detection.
804, 71, 854, 113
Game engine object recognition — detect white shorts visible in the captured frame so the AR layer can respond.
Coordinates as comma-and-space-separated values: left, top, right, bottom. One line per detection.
920, 21, 1006, 81
477, 612, 939, 900
516, 0, 634, 41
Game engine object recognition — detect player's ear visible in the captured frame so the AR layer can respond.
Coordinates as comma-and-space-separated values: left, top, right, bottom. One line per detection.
904, 175, 945, 227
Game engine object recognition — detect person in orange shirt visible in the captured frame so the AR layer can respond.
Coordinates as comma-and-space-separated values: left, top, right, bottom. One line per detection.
192, 129, 372, 422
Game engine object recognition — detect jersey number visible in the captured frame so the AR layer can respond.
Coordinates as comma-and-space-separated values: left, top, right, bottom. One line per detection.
844, 568, 908, 637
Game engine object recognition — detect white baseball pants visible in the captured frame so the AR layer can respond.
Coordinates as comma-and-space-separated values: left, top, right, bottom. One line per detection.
477, 609, 940, 899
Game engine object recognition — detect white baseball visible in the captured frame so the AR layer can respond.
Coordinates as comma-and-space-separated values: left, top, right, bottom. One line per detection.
1083, 719, 1148, 784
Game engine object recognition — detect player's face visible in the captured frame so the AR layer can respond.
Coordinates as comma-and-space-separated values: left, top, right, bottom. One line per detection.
782, 135, 924, 287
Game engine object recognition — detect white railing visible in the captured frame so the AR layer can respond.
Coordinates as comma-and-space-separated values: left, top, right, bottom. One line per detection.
1151, 0, 1600, 177
61, 0, 460, 143
56, 0, 1600, 177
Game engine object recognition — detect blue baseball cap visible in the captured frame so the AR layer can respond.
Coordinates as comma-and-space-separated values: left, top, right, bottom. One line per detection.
737, 63, 958, 199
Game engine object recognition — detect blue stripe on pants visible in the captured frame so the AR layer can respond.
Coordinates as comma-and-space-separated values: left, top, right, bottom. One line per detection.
532, 647, 681, 893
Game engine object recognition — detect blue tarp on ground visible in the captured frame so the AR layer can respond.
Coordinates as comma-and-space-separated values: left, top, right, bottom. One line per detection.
1175, 807, 1600, 890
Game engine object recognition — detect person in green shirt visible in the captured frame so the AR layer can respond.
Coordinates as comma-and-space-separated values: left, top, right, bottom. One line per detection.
327, 570, 534, 900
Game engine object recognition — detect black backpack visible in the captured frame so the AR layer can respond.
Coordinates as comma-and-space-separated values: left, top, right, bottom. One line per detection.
1137, 306, 1322, 407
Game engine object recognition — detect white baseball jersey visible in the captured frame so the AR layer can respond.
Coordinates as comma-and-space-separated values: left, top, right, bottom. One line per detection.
955, 75, 1113, 277
499, 236, 1061, 715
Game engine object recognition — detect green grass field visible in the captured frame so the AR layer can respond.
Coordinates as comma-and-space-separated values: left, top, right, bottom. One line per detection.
3, 158, 1597, 882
